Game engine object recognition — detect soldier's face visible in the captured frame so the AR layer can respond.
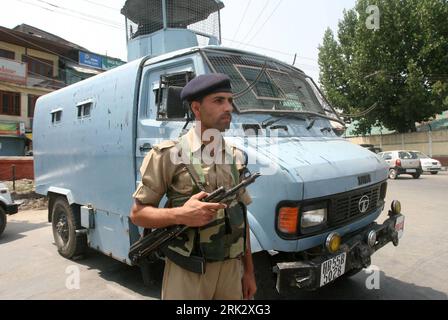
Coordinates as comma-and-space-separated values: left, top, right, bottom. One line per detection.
192, 92, 234, 132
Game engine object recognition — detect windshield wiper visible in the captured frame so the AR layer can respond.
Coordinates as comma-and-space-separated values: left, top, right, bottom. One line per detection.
261, 111, 341, 131
261, 114, 307, 129
306, 118, 316, 130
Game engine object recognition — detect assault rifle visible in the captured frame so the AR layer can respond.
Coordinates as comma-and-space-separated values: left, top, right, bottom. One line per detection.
129, 172, 261, 265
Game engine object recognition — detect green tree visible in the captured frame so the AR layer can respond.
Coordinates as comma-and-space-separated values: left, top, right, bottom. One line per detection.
318, 0, 448, 134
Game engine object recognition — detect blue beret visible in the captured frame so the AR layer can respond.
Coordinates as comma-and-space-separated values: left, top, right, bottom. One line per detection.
181, 73, 232, 102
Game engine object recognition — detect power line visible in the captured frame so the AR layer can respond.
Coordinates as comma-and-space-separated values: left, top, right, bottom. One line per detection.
34, 0, 123, 27
16, 0, 319, 66
222, 37, 318, 62
237, 0, 270, 47
15, 0, 122, 30
230, 0, 252, 45
18, 0, 121, 29
246, 0, 284, 46
78, 0, 121, 11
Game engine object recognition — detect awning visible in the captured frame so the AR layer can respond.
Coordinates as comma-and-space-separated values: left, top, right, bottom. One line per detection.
66, 62, 103, 75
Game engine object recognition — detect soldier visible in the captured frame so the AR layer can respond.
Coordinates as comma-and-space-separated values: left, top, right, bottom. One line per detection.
130, 73, 257, 300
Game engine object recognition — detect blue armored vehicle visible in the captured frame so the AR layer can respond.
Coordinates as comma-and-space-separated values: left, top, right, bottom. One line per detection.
33, 0, 405, 297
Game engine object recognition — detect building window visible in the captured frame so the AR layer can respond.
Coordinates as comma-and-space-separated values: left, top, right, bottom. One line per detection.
0, 48, 15, 60
0, 91, 21, 116
22, 55, 54, 78
28, 95, 40, 118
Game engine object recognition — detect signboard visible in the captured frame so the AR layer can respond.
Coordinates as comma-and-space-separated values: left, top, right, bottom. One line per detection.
0, 122, 22, 136
79, 51, 103, 69
0, 58, 27, 85
102, 57, 125, 70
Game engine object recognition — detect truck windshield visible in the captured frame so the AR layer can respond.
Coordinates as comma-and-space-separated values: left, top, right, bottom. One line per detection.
203, 49, 340, 122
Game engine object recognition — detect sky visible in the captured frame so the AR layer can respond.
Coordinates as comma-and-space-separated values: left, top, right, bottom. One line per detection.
0, 0, 357, 81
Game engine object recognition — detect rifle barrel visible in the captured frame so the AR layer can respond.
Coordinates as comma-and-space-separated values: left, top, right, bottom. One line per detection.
129, 173, 262, 264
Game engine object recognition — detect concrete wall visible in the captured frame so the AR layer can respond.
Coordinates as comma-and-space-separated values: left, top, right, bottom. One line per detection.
0, 157, 34, 180
348, 130, 448, 165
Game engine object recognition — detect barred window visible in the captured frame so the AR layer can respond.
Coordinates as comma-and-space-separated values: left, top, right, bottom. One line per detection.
28, 95, 40, 118
22, 55, 54, 78
0, 91, 21, 116
0, 48, 15, 60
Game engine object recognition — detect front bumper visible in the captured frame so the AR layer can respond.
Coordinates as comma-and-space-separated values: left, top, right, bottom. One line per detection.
273, 210, 404, 293
422, 166, 442, 172
5, 201, 21, 215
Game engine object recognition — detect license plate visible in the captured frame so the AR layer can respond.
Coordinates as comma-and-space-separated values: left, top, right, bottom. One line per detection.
395, 215, 405, 239
406, 169, 417, 173
320, 252, 347, 287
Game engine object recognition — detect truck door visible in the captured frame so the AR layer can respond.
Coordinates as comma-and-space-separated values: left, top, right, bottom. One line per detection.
135, 59, 197, 194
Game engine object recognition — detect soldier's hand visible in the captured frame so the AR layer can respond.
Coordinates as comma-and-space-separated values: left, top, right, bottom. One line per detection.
177, 192, 227, 227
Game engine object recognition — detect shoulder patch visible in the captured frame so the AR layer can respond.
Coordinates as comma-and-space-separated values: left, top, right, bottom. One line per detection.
153, 140, 177, 152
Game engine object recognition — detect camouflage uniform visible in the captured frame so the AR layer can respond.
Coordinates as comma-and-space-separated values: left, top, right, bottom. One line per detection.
133, 127, 252, 300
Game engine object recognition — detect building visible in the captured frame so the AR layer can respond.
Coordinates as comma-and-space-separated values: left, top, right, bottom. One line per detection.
0, 24, 125, 156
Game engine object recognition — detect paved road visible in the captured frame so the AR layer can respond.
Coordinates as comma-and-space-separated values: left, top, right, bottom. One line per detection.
1, 172, 447, 300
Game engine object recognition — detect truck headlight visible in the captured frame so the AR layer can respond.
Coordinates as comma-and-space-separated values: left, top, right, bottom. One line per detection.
301, 203, 327, 229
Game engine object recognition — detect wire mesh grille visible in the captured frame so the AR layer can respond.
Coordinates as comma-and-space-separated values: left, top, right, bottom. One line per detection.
203, 49, 338, 118
122, 0, 222, 43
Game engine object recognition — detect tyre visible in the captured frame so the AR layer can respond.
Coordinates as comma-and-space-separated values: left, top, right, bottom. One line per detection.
0, 208, 7, 237
412, 173, 421, 179
51, 197, 87, 259
431, 172, 438, 175
388, 169, 398, 180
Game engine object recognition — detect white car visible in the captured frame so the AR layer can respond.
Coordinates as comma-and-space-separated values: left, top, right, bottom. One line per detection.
378, 151, 423, 179
410, 151, 442, 175
0, 182, 20, 237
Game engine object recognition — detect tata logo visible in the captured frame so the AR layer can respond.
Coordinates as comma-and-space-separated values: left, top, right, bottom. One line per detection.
359, 195, 370, 213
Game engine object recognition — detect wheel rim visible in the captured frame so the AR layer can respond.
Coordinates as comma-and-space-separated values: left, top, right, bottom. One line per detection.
55, 211, 69, 244
389, 170, 397, 179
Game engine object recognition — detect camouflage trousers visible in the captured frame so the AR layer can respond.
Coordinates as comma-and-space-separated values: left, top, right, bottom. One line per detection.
161, 258, 244, 300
